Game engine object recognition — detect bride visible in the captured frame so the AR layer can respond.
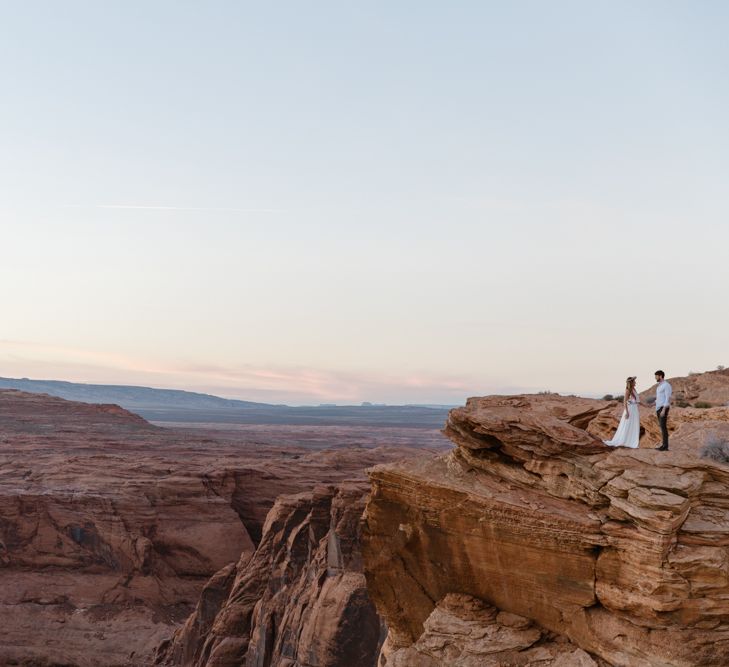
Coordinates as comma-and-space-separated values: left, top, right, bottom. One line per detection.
604, 376, 642, 448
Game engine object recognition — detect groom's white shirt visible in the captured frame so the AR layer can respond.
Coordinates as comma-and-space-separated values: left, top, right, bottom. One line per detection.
655, 380, 672, 410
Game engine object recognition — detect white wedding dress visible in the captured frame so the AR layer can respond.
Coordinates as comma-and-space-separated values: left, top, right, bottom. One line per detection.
604, 392, 640, 448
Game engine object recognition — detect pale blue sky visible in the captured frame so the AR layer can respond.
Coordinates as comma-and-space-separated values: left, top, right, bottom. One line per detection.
2, 2, 728, 404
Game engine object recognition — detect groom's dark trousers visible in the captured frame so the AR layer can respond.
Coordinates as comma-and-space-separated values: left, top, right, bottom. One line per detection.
657, 407, 669, 449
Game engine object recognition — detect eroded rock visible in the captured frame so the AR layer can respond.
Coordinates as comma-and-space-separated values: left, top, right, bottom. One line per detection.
386, 594, 600, 667
0, 390, 426, 666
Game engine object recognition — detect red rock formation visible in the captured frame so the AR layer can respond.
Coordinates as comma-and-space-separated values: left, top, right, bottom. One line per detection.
386, 594, 604, 666
0, 390, 426, 666
0, 390, 254, 666
8, 371, 728, 666
156, 484, 382, 667
362, 394, 729, 666
640, 367, 729, 407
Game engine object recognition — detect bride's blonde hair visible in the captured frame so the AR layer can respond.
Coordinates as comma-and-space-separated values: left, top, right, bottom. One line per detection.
625, 376, 636, 397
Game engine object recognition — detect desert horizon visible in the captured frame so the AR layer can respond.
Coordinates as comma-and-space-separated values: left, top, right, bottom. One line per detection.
3, 365, 726, 408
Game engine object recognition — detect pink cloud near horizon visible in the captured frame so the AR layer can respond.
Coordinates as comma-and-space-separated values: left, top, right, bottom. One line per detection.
0, 339, 529, 405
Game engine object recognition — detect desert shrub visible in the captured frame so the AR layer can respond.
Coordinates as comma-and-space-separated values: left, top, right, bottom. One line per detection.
701, 438, 729, 464
602, 394, 614, 401
717, 365, 726, 371
676, 400, 690, 408
688, 370, 699, 376
694, 401, 713, 409
645, 396, 656, 405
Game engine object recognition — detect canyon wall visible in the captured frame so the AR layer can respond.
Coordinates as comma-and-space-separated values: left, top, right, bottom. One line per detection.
0, 390, 422, 666
0, 390, 254, 666
156, 483, 382, 667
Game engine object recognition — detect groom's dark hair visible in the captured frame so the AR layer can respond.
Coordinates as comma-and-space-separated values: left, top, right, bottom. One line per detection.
655, 370, 665, 378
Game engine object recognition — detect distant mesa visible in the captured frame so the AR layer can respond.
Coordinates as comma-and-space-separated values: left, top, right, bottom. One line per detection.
0, 375, 276, 410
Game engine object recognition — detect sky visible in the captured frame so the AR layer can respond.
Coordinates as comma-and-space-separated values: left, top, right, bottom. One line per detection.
2, 1, 728, 405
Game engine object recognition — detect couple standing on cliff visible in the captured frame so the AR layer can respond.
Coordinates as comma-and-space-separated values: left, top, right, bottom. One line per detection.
604, 370, 672, 450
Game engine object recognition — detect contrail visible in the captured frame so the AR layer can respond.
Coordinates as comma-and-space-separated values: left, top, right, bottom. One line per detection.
61, 205, 284, 213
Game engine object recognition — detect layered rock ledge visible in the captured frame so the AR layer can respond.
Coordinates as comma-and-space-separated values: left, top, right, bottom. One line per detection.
362, 394, 729, 666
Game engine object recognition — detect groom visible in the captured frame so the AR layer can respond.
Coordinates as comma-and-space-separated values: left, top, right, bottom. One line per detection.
654, 370, 672, 451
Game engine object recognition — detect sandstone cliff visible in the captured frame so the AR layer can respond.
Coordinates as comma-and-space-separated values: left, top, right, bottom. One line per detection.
362, 394, 729, 666
156, 483, 382, 667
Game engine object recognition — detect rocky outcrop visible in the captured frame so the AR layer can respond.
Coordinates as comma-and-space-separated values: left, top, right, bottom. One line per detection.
0, 390, 426, 666
156, 484, 382, 667
641, 367, 729, 407
362, 393, 729, 666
